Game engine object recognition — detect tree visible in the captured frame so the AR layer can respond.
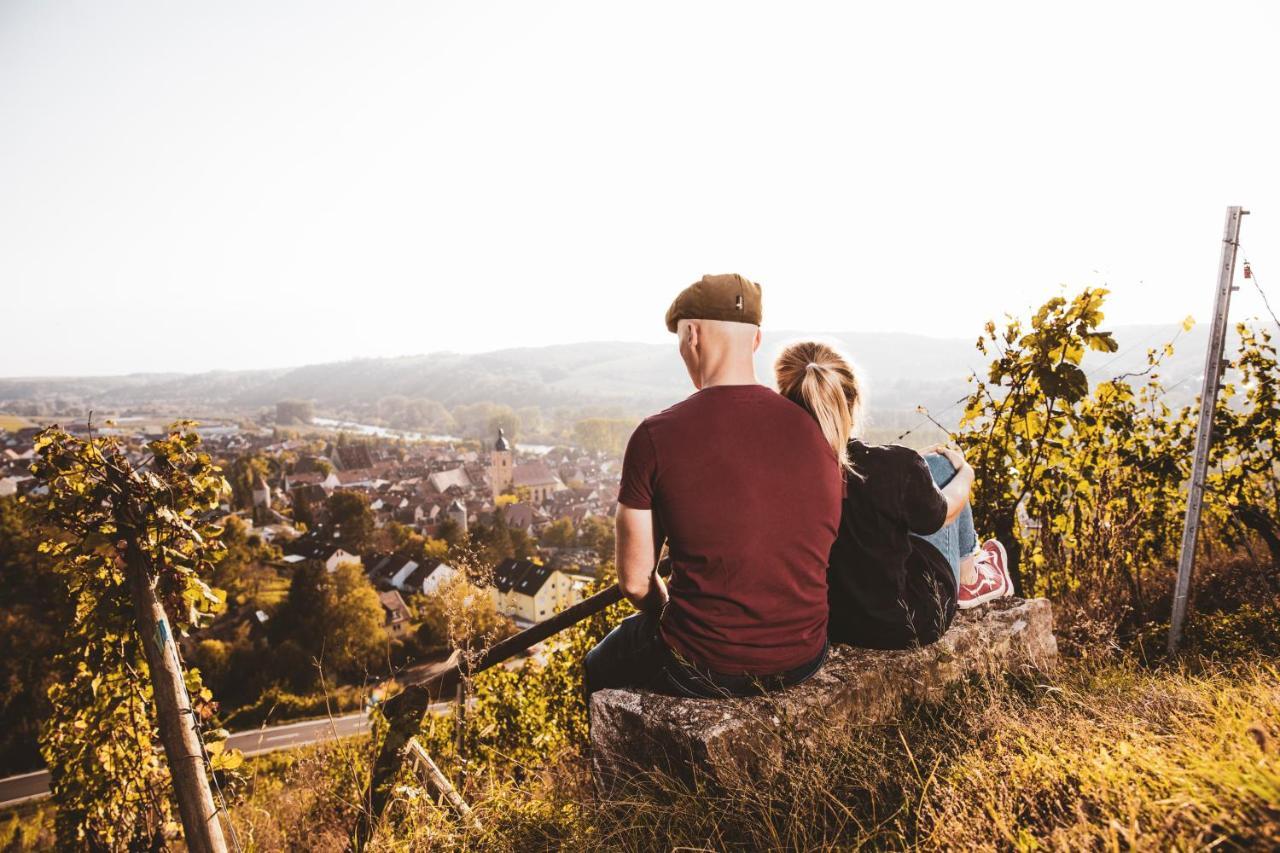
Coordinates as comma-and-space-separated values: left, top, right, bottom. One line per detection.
510, 527, 535, 560
436, 516, 466, 551
211, 514, 280, 602
578, 515, 616, 563
379, 520, 425, 557
226, 452, 271, 511
540, 518, 575, 549
953, 290, 1206, 619
451, 402, 519, 441
378, 396, 457, 433
271, 561, 384, 687
422, 536, 450, 561
30, 423, 236, 852
0, 496, 66, 776
573, 417, 636, 455
276, 399, 314, 426
955, 289, 1118, 593
516, 406, 546, 438
326, 490, 375, 553
188, 639, 232, 695
1211, 324, 1280, 572
468, 516, 514, 567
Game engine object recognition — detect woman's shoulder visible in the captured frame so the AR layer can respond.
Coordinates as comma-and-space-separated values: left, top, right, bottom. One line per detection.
847, 439, 924, 470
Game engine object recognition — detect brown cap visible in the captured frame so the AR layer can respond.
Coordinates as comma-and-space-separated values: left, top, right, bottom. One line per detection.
664, 273, 763, 333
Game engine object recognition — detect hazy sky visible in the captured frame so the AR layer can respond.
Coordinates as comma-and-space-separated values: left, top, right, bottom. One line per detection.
2, 1, 1278, 377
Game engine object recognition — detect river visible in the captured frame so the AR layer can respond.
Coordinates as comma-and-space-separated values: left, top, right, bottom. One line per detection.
310, 417, 554, 455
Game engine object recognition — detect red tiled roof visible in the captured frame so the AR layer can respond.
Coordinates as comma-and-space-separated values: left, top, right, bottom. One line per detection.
513, 462, 560, 488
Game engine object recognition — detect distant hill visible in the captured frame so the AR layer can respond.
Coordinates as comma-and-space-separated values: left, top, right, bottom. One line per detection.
0, 323, 1258, 428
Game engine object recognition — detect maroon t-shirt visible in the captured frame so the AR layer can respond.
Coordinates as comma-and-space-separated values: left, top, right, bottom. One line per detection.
618, 384, 842, 674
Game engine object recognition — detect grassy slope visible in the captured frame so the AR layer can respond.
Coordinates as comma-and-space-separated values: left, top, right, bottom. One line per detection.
4, 655, 1276, 851
223, 655, 1278, 851
478, 657, 1280, 851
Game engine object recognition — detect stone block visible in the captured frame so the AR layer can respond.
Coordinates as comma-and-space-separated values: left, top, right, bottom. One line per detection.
589, 597, 1057, 785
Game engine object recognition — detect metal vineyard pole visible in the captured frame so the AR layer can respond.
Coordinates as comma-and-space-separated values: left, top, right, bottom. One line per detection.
1168, 205, 1248, 654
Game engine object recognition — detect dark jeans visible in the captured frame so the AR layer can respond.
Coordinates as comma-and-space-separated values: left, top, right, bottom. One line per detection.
584, 611, 828, 699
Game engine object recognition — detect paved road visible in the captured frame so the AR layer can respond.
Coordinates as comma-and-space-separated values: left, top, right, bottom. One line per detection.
229, 711, 372, 757
0, 701, 452, 809
0, 645, 523, 808
0, 770, 49, 809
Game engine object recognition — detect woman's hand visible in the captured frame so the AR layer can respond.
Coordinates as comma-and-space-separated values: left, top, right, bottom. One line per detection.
927, 443, 975, 526
929, 443, 969, 474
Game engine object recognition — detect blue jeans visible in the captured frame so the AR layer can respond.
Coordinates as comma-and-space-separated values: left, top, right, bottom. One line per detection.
584, 611, 828, 699
913, 453, 978, 584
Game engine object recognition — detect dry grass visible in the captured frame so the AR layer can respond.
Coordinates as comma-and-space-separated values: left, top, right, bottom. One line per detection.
207, 655, 1279, 851
504, 659, 1278, 851
3, 651, 1276, 851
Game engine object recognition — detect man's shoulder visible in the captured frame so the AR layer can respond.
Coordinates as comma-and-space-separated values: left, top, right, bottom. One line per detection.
652, 385, 823, 431
648, 385, 799, 417
637, 390, 706, 431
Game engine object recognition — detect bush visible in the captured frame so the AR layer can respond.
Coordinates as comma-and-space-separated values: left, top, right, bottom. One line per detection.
222, 685, 367, 731
1133, 603, 1280, 665
416, 577, 516, 651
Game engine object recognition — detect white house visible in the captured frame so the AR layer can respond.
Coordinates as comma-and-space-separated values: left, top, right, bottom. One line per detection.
402, 559, 457, 596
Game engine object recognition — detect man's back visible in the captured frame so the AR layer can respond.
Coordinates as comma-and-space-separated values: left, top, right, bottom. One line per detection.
619, 384, 843, 674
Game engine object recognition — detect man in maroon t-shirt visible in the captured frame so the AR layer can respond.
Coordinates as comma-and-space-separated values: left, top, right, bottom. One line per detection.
583, 274, 843, 699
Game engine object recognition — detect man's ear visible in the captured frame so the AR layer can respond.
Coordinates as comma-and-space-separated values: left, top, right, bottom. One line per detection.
752, 326, 762, 352
684, 321, 700, 351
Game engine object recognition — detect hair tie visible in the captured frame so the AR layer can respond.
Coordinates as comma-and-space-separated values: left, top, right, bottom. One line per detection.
805, 362, 819, 371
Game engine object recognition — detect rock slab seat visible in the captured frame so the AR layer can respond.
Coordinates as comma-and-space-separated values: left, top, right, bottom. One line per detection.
590, 597, 1057, 785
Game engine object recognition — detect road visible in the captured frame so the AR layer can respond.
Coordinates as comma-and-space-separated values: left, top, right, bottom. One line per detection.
0, 701, 453, 809
229, 711, 372, 757
0, 640, 532, 809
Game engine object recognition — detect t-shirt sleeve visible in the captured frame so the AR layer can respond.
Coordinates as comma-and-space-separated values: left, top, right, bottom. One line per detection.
900, 450, 949, 535
617, 421, 658, 510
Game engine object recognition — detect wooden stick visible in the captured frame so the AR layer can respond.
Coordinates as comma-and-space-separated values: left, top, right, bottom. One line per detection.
352, 558, 670, 850
352, 580, 627, 849
405, 738, 482, 832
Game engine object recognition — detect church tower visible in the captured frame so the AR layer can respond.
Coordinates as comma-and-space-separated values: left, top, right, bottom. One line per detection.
447, 498, 469, 534
251, 474, 272, 525
489, 427, 513, 497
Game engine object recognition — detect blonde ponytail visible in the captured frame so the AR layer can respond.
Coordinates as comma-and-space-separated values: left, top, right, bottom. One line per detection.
774, 341, 863, 474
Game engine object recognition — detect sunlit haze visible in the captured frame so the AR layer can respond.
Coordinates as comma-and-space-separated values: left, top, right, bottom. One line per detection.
2, 1, 1277, 377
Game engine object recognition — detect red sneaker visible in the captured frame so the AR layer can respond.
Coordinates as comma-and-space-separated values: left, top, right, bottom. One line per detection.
957, 539, 1012, 609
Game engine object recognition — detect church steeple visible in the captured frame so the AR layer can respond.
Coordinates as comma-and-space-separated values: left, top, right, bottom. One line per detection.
489, 426, 514, 497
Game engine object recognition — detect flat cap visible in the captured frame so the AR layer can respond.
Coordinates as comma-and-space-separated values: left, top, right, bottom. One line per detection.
665, 273, 763, 333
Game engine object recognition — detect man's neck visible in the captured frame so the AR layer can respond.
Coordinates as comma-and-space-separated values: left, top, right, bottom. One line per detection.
699, 362, 760, 389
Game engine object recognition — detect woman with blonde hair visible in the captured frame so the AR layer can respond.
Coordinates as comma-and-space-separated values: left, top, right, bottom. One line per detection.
774, 341, 1012, 649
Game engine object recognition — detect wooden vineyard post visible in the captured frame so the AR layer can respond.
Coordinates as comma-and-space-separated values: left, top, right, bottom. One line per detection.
351, 580, 628, 849
406, 738, 482, 832
121, 535, 229, 853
